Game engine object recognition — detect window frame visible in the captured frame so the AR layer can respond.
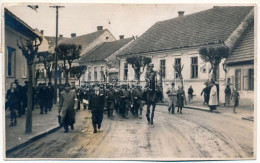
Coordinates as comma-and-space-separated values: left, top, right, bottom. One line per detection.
160, 59, 166, 79
7, 46, 16, 78
124, 63, 128, 81
190, 56, 198, 79
175, 58, 181, 79
235, 69, 241, 91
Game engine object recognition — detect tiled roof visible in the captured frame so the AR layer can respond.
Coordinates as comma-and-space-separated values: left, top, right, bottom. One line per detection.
45, 36, 68, 47
119, 6, 253, 56
58, 30, 107, 54
226, 22, 254, 64
80, 38, 133, 62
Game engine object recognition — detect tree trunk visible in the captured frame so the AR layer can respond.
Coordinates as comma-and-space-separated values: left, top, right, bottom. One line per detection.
180, 75, 187, 105
26, 64, 33, 133
65, 71, 69, 85
78, 79, 81, 87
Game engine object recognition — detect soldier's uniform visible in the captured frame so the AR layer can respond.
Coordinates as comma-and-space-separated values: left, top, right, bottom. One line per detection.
120, 85, 131, 119
114, 85, 121, 114
105, 84, 115, 119
132, 85, 143, 118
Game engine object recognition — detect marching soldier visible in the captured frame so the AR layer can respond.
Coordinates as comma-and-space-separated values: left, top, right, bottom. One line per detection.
47, 82, 55, 111
120, 84, 131, 119
114, 83, 121, 114
132, 83, 143, 118
21, 81, 29, 115
105, 83, 115, 119
38, 83, 49, 114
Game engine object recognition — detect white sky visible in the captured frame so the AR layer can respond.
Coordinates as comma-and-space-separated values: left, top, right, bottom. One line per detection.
4, 3, 215, 39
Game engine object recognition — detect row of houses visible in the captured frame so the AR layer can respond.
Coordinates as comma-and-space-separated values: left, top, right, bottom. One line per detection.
4, 6, 255, 107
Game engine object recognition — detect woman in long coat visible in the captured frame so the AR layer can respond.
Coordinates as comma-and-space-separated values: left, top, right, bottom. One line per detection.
208, 82, 218, 112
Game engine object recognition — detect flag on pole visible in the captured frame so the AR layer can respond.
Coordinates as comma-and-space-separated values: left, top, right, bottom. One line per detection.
27, 5, 39, 12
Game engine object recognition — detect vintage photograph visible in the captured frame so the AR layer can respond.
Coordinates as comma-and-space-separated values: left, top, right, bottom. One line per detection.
2, 2, 256, 160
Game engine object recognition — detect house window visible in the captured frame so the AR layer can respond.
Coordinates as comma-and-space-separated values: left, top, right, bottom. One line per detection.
70, 71, 75, 78
160, 59, 166, 79
175, 58, 181, 78
40, 69, 45, 79
22, 63, 27, 78
94, 67, 97, 81
88, 67, 91, 81
235, 69, 241, 91
191, 57, 198, 79
243, 69, 254, 90
124, 63, 128, 80
7, 47, 16, 77
100, 66, 104, 81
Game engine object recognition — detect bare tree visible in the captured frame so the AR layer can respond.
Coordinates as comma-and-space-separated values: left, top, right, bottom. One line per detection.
70, 65, 87, 87
38, 52, 54, 83
126, 56, 151, 83
173, 64, 187, 104
199, 46, 229, 82
55, 44, 82, 84
17, 36, 42, 133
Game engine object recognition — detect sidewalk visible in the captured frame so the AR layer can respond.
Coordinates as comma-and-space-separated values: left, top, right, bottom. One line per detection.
5, 105, 61, 153
157, 100, 254, 121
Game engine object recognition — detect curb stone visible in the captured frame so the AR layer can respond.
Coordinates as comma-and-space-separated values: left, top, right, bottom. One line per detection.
6, 125, 61, 155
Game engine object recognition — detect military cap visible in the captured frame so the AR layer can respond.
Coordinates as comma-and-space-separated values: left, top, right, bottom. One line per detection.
14, 79, 19, 83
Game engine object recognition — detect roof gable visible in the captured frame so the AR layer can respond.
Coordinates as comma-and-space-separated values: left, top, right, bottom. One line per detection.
121, 6, 253, 56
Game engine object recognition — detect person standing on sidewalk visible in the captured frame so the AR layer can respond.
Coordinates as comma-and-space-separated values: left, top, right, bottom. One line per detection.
59, 84, 76, 133
188, 86, 194, 104
231, 88, 240, 113
166, 82, 177, 114
6, 82, 19, 126
14, 79, 23, 117
38, 83, 49, 114
208, 81, 218, 112
201, 83, 210, 105
47, 82, 55, 111
21, 81, 28, 115
224, 85, 231, 107
176, 86, 185, 114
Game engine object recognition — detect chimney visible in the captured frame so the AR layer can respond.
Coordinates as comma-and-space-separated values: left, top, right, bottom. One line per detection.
97, 26, 103, 31
119, 35, 124, 40
71, 33, 76, 38
59, 34, 63, 38
40, 30, 44, 35
178, 11, 184, 17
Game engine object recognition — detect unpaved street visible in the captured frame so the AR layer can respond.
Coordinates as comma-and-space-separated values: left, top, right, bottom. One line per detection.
6, 106, 254, 159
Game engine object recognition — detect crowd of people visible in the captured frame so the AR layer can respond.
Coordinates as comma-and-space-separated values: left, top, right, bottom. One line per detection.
5, 79, 55, 126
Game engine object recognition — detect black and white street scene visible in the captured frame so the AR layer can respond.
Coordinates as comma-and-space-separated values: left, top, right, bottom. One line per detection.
2, 2, 256, 161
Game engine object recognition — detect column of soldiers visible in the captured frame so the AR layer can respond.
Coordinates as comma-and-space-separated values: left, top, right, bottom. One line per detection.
5, 79, 55, 126
77, 81, 145, 121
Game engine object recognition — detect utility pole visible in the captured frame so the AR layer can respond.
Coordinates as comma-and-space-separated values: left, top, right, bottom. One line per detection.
50, 5, 64, 104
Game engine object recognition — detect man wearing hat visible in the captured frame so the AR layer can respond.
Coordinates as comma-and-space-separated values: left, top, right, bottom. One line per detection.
120, 84, 131, 119
6, 82, 19, 126
14, 79, 23, 117
58, 84, 76, 133
166, 82, 177, 114
89, 85, 106, 133
145, 63, 157, 90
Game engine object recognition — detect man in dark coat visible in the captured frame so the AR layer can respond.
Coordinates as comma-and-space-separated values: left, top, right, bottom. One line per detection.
89, 86, 106, 133
47, 82, 55, 111
38, 83, 49, 114
120, 85, 131, 119
201, 83, 210, 105
14, 79, 23, 117
6, 82, 19, 126
58, 84, 76, 133
188, 85, 194, 104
